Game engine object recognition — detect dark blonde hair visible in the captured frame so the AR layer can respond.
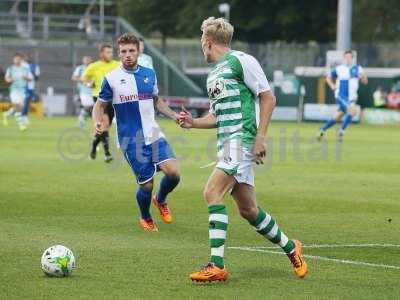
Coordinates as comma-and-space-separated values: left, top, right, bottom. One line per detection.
117, 33, 140, 50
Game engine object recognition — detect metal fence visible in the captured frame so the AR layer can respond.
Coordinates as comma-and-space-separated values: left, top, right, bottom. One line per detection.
157, 40, 400, 75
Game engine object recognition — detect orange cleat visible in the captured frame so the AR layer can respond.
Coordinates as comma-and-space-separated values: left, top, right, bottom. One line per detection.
190, 262, 228, 283
139, 218, 158, 232
288, 240, 308, 278
152, 196, 172, 224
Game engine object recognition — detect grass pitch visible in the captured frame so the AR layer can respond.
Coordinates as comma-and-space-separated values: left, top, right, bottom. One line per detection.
1, 117, 399, 299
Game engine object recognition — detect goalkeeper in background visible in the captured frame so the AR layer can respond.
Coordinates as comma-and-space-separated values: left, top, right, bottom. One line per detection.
82, 43, 119, 162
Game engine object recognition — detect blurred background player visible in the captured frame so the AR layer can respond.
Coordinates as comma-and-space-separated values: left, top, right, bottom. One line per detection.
138, 37, 154, 69
318, 50, 368, 141
82, 44, 119, 162
3, 53, 33, 131
71, 55, 93, 128
93, 33, 180, 232
179, 17, 307, 282
21, 53, 40, 126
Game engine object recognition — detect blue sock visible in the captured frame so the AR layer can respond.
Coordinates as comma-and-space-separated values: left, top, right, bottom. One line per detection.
321, 119, 336, 132
157, 175, 180, 203
136, 187, 152, 219
341, 114, 353, 131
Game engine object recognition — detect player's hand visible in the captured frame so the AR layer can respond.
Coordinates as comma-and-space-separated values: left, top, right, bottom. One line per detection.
330, 84, 336, 91
171, 112, 180, 124
178, 106, 194, 129
253, 135, 266, 165
94, 122, 103, 135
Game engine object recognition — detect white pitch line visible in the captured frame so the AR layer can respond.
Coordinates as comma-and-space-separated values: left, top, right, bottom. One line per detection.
229, 246, 400, 270
236, 243, 400, 250
199, 161, 216, 169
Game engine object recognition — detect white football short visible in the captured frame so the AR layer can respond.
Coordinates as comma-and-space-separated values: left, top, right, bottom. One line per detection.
80, 93, 94, 107
10, 91, 25, 104
216, 140, 255, 187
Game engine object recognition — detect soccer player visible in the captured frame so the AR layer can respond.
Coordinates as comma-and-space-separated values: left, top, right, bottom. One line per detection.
3, 53, 33, 131
21, 53, 40, 126
72, 56, 93, 128
82, 44, 119, 162
93, 33, 181, 232
138, 37, 154, 69
318, 50, 368, 141
178, 17, 307, 282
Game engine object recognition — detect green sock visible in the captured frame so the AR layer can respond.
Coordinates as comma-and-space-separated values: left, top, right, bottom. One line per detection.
208, 204, 228, 269
249, 207, 295, 254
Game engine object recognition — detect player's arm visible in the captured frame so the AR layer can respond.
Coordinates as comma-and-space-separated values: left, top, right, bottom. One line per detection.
93, 78, 113, 134
154, 96, 179, 122
82, 64, 95, 87
4, 68, 12, 83
71, 67, 81, 83
179, 108, 217, 129
254, 91, 276, 163
359, 67, 368, 85
92, 100, 108, 134
326, 68, 337, 91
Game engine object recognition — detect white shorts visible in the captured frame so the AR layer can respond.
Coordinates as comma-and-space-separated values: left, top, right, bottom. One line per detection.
216, 140, 255, 186
10, 91, 25, 104
80, 93, 94, 107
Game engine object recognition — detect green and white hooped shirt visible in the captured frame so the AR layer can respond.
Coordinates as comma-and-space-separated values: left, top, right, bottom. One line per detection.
207, 50, 271, 152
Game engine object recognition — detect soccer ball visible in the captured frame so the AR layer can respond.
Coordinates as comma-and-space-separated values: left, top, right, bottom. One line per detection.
41, 245, 76, 277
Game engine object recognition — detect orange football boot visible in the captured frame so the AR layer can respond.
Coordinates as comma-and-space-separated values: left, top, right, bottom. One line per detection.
190, 262, 228, 282
152, 196, 172, 224
139, 218, 158, 232
288, 240, 308, 278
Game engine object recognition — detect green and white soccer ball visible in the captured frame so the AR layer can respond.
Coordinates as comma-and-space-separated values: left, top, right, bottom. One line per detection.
41, 245, 76, 277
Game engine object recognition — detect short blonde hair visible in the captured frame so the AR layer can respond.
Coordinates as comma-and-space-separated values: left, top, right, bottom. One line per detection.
201, 17, 234, 45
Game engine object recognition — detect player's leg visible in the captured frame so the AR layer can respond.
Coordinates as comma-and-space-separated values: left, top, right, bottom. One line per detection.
124, 146, 158, 232
21, 89, 32, 125
14, 97, 26, 131
339, 103, 358, 141
137, 179, 158, 232
90, 98, 102, 159
189, 168, 235, 282
231, 183, 308, 278
100, 103, 113, 162
3, 92, 19, 126
318, 109, 344, 140
153, 159, 180, 224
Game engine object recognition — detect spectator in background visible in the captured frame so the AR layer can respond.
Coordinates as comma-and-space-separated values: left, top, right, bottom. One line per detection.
71, 55, 93, 128
387, 87, 400, 109
138, 37, 154, 69
2, 53, 33, 131
373, 85, 386, 108
21, 53, 40, 125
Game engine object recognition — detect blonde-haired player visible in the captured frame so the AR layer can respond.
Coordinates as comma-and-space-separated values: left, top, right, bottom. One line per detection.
179, 17, 308, 282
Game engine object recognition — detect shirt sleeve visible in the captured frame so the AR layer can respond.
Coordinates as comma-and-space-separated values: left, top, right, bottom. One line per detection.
358, 66, 365, 77
330, 68, 338, 79
72, 66, 80, 78
152, 73, 159, 97
35, 65, 40, 77
239, 54, 270, 97
98, 77, 113, 102
82, 64, 93, 81
5, 67, 10, 79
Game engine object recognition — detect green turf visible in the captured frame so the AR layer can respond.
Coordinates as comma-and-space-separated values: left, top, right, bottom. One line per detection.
1, 117, 399, 299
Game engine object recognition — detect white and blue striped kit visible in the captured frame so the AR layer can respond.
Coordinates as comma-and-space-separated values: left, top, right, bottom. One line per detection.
99, 65, 175, 184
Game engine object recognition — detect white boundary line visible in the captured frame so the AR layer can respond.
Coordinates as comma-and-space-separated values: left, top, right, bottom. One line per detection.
229, 245, 400, 270
237, 243, 400, 250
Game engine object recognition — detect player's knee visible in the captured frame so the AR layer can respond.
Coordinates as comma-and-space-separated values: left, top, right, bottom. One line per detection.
140, 181, 154, 192
203, 185, 218, 204
239, 205, 258, 221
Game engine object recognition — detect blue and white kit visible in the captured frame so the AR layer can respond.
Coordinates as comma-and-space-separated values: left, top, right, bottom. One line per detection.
98, 65, 176, 184
329, 64, 364, 113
